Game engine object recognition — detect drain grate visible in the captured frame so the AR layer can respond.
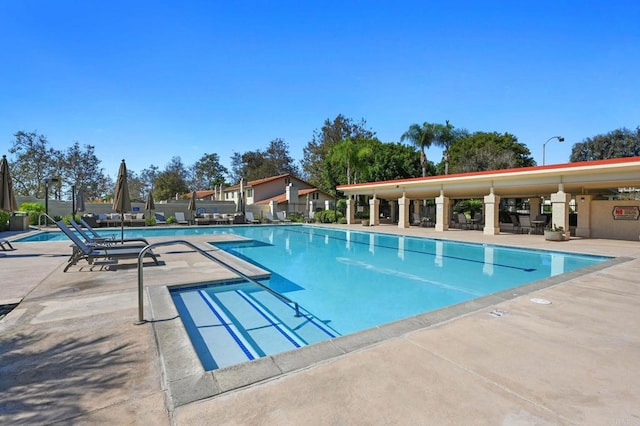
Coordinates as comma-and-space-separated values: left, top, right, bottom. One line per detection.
0, 304, 19, 320
530, 298, 552, 305
489, 309, 508, 317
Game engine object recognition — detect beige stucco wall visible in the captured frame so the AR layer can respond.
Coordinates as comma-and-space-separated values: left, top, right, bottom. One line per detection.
589, 200, 640, 241
15, 197, 238, 220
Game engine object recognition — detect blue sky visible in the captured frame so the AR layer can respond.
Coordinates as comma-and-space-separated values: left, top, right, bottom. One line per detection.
1, 1, 638, 181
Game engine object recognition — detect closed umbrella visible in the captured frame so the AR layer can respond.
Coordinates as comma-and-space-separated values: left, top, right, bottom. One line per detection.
0, 155, 18, 213
76, 187, 86, 214
145, 191, 155, 220
188, 191, 196, 224
112, 159, 131, 243
237, 178, 244, 213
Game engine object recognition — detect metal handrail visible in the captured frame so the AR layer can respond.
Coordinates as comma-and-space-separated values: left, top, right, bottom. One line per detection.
135, 239, 301, 324
38, 213, 58, 229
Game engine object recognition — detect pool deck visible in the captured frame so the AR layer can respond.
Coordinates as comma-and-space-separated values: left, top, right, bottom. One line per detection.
1, 224, 639, 425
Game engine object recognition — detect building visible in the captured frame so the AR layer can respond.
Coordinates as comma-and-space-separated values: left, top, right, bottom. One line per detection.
337, 157, 640, 241
222, 174, 334, 218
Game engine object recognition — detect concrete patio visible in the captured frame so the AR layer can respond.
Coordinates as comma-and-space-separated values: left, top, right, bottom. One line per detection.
1, 224, 638, 425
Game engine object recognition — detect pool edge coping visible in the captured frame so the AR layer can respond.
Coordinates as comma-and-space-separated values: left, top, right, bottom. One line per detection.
147, 253, 631, 409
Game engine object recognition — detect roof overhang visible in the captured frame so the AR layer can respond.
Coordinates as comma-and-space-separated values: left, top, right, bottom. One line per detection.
337, 157, 640, 200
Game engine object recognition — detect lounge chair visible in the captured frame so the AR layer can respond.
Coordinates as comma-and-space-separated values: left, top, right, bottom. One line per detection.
245, 212, 260, 224
124, 212, 146, 227
56, 221, 159, 272
519, 215, 532, 234
80, 218, 117, 240
1, 239, 14, 250
276, 211, 291, 223
155, 212, 167, 225
509, 214, 521, 234
175, 212, 189, 225
265, 212, 281, 223
71, 219, 149, 246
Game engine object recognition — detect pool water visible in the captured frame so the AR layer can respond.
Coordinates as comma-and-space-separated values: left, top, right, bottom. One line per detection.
169, 225, 608, 370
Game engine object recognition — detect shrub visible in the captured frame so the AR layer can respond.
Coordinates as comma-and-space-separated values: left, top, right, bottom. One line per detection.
167, 216, 177, 224
18, 202, 45, 213
314, 210, 344, 223
287, 212, 305, 223
0, 211, 10, 231
28, 211, 41, 226
145, 217, 156, 226
61, 214, 81, 225
18, 202, 45, 225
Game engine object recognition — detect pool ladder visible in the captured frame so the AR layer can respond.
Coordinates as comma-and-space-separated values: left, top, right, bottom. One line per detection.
135, 240, 301, 324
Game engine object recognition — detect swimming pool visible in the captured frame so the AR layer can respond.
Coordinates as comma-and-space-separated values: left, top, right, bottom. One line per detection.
169, 225, 609, 371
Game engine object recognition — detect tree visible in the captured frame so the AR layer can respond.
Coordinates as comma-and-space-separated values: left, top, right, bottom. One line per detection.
230, 138, 300, 183
8, 131, 62, 198
447, 131, 535, 173
302, 115, 375, 191
400, 122, 438, 177
127, 170, 146, 202
326, 138, 373, 185
570, 127, 640, 162
433, 120, 468, 175
191, 153, 228, 190
154, 156, 190, 201
364, 141, 424, 183
62, 142, 108, 200
139, 165, 160, 196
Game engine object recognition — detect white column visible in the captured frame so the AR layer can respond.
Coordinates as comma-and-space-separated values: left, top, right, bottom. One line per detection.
309, 200, 315, 221
575, 194, 592, 238
346, 197, 355, 224
435, 191, 449, 232
398, 194, 410, 228
550, 185, 571, 240
483, 191, 501, 235
369, 197, 380, 226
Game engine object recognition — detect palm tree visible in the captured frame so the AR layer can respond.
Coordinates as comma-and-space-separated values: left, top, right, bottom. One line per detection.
401, 122, 438, 177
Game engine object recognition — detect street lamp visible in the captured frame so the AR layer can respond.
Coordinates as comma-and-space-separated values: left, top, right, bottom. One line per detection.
542, 136, 565, 166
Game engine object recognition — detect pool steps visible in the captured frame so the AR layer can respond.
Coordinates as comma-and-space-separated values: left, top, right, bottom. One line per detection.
174, 286, 337, 370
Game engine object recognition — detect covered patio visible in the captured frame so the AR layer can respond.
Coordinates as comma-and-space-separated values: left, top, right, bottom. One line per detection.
337, 157, 640, 241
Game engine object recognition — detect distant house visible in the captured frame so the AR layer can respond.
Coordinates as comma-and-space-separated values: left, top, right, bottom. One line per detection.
223, 174, 333, 214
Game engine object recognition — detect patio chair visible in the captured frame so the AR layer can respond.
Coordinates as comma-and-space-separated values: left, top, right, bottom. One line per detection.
56, 221, 159, 272
457, 213, 471, 230
509, 214, 522, 234
276, 211, 291, 223
245, 212, 260, 224
154, 212, 167, 225
1, 239, 14, 250
265, 212, 281, 223
519, 215, 532, 234
71, 219, 149, 246
174, 212, 189, 225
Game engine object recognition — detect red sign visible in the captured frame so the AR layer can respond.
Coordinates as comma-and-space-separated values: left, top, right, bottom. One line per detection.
612, 206, 640, 220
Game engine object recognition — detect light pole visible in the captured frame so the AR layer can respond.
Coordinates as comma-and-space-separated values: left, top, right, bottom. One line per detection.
44, 177, 60, 221
542, 136, 565, 166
